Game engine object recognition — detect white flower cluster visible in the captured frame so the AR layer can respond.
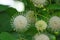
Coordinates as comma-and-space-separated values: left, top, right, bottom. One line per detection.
34, 34, 50, 40
12, 15, 29, 32
11, 11, 35, 32
0, 0, 24, 12
35, 20, 47, 31
31, 0, 47, 8
49, 16, 60, 31
26, 11, 36, 24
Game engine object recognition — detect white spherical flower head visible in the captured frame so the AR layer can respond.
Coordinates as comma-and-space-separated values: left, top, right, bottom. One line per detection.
34, 34, 50, 40
26, 11, 36, 24
35, 20, 47, 31
31, 0, 47, 8
49, 16, 60, 31
13, 15, 28, 32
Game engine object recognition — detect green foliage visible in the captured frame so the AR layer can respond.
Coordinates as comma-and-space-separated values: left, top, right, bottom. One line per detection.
0, 0, 60, 40
0, 5, 9, 12
0, 32, 17, 40
47, 4, 60, 10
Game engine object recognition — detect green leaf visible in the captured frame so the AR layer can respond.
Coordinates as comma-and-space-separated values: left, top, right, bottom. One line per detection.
49, 34, 56, 40
0, 5, 9, 12
0, 12, 12, 32
0, 8, 18, 32
0, 32, 17, 40
47, 4, 60, 10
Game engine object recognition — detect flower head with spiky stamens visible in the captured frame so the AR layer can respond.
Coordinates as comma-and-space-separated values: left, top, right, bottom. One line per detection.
26, 11, 36, 24
34, 34, 50, 40
11, 10, 36, 32
11, 14, 29, 32
35, 20, 47, 31
31, 0, 47, 8
49, 16, 60, 32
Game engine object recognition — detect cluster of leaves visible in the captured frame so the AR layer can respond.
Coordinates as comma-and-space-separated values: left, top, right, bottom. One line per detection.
0, 0, 60, 40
